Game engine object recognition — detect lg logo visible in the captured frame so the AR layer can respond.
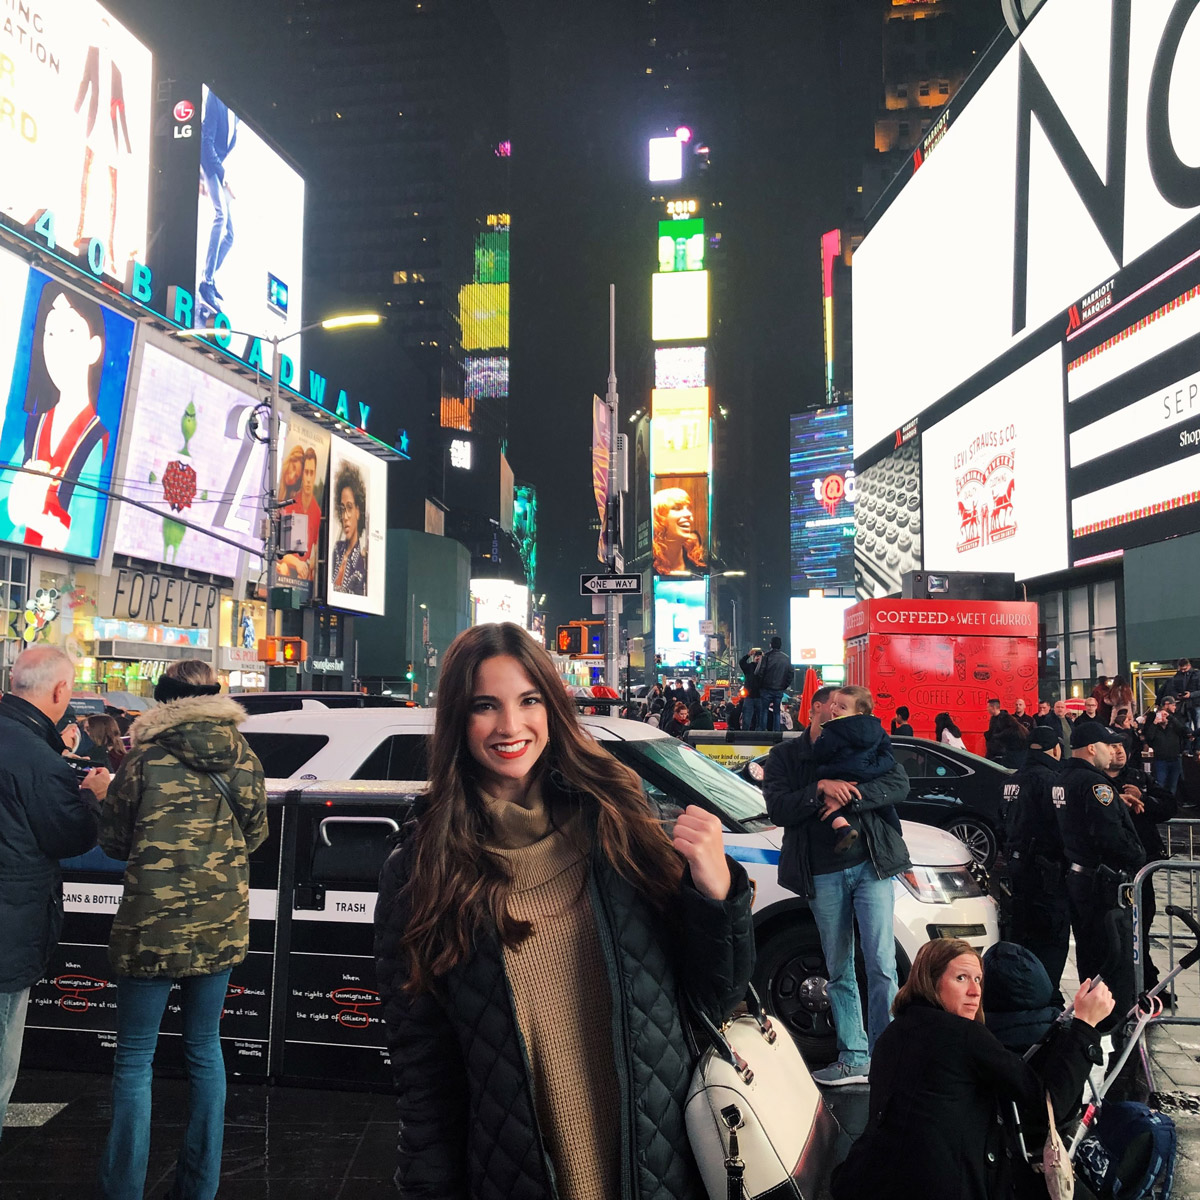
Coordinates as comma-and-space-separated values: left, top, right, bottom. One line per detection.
173, 99, 195, 139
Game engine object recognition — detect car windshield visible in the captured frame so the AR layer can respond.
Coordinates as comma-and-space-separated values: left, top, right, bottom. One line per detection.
610, 737, 771, 826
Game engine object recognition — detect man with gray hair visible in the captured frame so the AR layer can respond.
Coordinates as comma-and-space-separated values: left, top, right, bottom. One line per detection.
0, 646, 109, 1137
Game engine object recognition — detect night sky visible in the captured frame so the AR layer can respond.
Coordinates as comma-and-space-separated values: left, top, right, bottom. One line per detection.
99, 1, 990, 633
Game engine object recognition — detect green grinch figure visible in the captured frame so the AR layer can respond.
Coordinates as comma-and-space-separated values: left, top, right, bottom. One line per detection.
180, 400, 197, 456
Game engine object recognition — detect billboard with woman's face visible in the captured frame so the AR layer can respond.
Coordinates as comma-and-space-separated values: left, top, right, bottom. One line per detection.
273, 411, 329, 597
651, 476, 709, 577
0, 251, 135, 557
327, 434, 387, 615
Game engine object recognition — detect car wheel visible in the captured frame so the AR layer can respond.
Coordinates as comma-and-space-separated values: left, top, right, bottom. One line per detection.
752, 922, 910, 1067
945, 816, 998, 869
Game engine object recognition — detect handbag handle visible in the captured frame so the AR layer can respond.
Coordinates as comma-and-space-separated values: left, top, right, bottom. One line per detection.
686, 983, 777, 1085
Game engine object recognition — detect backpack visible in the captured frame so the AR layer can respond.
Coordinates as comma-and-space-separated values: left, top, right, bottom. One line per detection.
1074, 1102, 1176, 1199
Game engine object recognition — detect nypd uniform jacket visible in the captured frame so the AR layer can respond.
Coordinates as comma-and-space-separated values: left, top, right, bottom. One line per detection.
1004, 747, 1065, 861
1054, 758, 1145, 874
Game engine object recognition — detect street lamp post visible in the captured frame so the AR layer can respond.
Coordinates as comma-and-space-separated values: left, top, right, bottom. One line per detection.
408, 599, 427, 702
178, 312, 380, 653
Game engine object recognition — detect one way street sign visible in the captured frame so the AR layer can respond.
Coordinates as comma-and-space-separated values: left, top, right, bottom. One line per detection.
580, 573, 642, 596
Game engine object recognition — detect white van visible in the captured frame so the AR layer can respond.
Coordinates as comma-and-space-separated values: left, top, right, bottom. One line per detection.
242, 703, 999, 1065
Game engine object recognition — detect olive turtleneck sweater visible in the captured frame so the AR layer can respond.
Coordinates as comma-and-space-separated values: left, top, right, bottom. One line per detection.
479, 780, 620, 1200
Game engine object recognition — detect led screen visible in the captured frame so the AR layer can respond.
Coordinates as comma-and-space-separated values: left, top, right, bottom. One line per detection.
1067, 267, 1200, 559
922, 345, 1068, 579
514, 484, 537, 592
651, 475, 709, 577
790, 597, 855, 666
471, 579, 529, 628
652, 271, 709, 342
327, 433, 388, 615
460, 283, 510, 351
632, 412, 652, 563
465, 355, 509, 400
110, 335, 267, 578
651, 387, 709, 476
852, 0, 1200, 456
194, 87, 305, 372
658, 219, 705, 272
273, 410, 330, 598
790, 408, 855, 592
654, 577, 707, 667
854, 437, 921, 599
654, 346, 707, 390
648, 136, 683, 183
474, 231, 509, 284
0, 1, 152, 283
0, 253, 135, 557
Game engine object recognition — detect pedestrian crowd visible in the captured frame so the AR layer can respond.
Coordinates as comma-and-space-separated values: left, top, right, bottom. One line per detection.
0, 632, 1188, 1200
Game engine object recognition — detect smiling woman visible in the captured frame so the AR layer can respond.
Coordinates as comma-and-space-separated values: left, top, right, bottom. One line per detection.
373, 622, 756, 1200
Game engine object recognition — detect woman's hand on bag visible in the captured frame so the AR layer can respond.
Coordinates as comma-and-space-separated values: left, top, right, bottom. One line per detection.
672, 805, 731, 900
1072, 978, 1115, 1027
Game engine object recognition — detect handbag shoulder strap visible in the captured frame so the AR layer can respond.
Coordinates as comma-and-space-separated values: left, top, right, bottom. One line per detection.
208, 769, 244, 835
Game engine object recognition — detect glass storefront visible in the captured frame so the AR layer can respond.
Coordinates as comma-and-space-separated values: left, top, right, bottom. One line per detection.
1036, 576, 1122, 704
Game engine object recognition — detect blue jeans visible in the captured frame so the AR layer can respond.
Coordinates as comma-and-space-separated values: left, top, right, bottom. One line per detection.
762, 689, 786, 731
98, 970, 231, 1200
809, 860, 898, 1067
0, 987, 30, 1141
202, 169, 234, 284
1154, 758, 1182, 797
743, 697, 764, 731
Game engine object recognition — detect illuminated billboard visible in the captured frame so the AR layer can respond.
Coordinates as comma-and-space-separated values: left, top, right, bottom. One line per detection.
465, 356, 509, 400
327, 434, 388, 616
654, 346, 706, 390
274, 411, 330, 598
648, 136, 683, 183
460, 282, 510, 350
194, 87, 306, 371
632, 412, 652, 563
855, 436, 921, 599
654, 577, 707, 667
0, 1, 153, 283
853, 0, 1200, 457
658, 219, 705, 273
0, 252, 135, 557
652, 271, 709, 342
789, 408, 855, 592
651, 388, 709, 476
514, 484, 537, 591
110, 335, 267, 578
474, 231, 510, 284
922, 345, 1068, 579
651, 476, 709, 577
790, 597, 855, 667
471, 579, 530, 628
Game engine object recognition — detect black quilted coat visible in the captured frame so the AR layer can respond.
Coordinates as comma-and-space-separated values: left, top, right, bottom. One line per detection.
373, 805, 755, 1200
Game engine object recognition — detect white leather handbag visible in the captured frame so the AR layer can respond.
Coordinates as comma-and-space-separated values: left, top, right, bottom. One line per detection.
684, 986, 839, 1200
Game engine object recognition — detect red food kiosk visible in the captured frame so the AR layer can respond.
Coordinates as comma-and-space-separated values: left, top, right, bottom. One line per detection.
843, 599, 1040, 757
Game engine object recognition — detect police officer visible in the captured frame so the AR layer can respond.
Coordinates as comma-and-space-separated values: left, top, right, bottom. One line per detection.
1056, 721, 1145, 1033
1102, 740, 1177, 993
1003, 724, 1069, 998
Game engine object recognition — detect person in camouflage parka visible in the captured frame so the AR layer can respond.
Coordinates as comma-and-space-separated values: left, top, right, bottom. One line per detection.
96, 669, 267, 1200
99, 692, 268, 978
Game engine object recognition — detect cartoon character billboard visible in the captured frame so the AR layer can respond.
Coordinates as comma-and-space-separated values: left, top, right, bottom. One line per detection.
0, 251, 135, 557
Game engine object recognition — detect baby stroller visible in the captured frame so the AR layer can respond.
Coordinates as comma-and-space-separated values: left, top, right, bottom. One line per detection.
1011, 905, 1200, 1198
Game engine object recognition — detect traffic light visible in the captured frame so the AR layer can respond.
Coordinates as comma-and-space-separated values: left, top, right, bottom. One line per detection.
406, 662, 414, 681
556, 625, 583, 654
257, 637, 307, 665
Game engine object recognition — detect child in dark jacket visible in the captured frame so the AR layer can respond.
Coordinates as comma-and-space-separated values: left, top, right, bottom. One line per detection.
813, 686, 903, 851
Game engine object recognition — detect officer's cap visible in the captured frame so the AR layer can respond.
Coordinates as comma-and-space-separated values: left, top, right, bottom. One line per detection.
1069, 720, 1125, 749
1028, 724, 1060, 750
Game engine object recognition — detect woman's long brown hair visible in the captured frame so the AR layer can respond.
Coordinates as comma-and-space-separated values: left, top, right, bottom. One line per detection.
398, 622, 684, 993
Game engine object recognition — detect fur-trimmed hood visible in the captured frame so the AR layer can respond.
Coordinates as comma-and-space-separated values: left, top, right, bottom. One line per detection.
129, 694, 248, 773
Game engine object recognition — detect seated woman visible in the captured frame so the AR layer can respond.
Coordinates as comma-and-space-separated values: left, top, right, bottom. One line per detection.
831, 937, 1111, 1200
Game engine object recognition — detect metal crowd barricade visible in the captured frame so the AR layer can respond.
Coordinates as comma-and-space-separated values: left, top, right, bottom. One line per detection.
1130, 818, 1200, 1027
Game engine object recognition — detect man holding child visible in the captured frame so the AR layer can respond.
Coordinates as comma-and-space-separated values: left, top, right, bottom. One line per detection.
762, 685, 911, 1086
